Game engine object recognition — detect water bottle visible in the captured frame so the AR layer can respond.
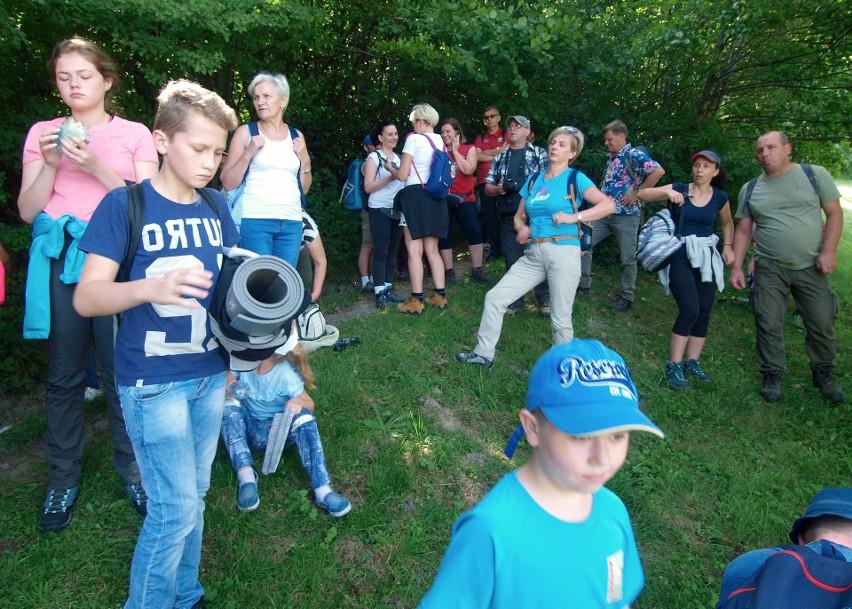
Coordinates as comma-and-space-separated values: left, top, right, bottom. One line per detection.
229, 381, 251, 400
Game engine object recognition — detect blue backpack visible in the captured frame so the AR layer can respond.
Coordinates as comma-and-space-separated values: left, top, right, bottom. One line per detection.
722, 541, 852, 609
340, 152, 376, 212
418, 135, 454, 200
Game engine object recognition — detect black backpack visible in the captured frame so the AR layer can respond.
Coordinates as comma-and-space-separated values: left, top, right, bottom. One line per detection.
118, 183, 220, 282
722, 541, 852, 609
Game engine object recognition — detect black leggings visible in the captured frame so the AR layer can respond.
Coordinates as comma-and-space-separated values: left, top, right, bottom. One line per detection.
669, 248, 716, 337
368, 207, 403, 288
439, 200, 483, 250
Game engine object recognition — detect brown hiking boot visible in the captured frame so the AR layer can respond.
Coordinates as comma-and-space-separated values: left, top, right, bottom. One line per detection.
397, 297, 425, 315
811, 365, 845, 403
424, 293, 448, 310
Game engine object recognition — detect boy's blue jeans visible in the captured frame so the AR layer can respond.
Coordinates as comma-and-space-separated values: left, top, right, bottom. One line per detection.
118, 372, 226, 609
220, 404, 331, 490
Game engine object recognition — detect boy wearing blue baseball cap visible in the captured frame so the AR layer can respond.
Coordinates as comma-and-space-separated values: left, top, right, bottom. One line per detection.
419, 339, 664, 609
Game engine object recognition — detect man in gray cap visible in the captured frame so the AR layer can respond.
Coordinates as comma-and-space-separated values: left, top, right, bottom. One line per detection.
717, 487, 852, 607
483, 115, 550, 315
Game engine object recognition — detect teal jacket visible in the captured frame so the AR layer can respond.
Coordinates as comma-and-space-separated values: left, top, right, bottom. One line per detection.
24, 212, 89, 339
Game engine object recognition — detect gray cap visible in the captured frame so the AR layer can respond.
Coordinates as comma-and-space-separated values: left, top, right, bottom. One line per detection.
506, 115, 531, 129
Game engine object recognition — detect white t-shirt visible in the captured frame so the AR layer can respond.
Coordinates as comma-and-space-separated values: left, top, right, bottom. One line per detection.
364, 150, 403, 209
242, 127, 303, 222
402, 132, 444, 188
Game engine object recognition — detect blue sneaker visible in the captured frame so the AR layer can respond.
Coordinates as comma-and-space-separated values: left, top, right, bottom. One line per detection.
38, 486, 79, 532
237, 470, 259, 512
316, 491, 351, 518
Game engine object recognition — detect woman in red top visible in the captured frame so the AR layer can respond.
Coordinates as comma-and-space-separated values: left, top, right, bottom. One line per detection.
439, 119, 492, 284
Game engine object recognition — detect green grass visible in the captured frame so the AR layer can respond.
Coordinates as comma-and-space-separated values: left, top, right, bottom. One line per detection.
1, 210, 850, 608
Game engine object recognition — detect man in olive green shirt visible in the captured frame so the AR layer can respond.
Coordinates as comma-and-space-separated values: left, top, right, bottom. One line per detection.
730, 131, 844, 403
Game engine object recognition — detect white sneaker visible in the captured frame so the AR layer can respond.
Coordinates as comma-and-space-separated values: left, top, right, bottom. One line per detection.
84, 387, 104, 401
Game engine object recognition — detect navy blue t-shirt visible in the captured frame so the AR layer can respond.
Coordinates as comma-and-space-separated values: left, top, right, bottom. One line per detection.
670, 182, 729, 237
80, 180, 240, 386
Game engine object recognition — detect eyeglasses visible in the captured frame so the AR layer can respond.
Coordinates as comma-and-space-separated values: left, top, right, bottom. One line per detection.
483, 113, 499, 120
559, 126, 579, 133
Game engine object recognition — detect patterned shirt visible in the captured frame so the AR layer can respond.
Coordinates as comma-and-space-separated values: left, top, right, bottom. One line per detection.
602, 144, 661, 216
485, 142, 549, 186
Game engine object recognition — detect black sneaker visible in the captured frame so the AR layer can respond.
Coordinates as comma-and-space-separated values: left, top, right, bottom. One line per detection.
471, 269, 494, 283
384, 287, 407, 303
665, 362, 688, 390
445, 269, 457, 285
760, 372, 783, 402
576, 286, 591, 296
38, 486, 79, 532
124, 481, 148, 518
608, 296, 633, 311
811, 365, 845, 403
455, 351, 494, 371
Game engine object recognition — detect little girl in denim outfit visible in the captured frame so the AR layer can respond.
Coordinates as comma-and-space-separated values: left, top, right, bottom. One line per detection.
220, 331, 350, 517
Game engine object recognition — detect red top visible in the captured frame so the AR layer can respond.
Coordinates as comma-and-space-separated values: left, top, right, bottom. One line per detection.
473, 128, 506, 185
450, 144, 476, 202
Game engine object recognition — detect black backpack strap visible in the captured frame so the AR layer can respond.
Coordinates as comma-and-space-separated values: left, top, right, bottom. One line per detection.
799, 163, 820, 198
741, 177, 759, 216
196, 188, 220, 218
119, 183, 146, 283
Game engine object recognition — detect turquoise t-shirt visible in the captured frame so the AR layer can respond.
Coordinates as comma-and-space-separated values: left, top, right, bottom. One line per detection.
520, 168, 596, 246
419, 471, 645, 609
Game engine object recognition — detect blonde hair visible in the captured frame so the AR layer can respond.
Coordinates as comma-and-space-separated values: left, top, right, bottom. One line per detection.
269, 344, 316, 389
154, 79, 238, 137
409, 103, 439, 128
548, 126, 585, 166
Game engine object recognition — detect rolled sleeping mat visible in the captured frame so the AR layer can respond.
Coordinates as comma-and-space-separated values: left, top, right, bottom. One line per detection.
261, 409, 296, 475
225, 255, 305, 336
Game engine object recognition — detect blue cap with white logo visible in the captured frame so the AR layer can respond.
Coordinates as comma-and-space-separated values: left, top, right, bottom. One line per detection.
504, 340, 664, 458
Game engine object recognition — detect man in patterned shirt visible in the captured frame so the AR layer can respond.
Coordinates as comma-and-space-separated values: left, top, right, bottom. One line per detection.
579, 120, 665, 310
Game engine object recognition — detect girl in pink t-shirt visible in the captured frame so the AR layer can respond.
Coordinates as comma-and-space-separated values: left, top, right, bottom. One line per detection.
18, 37, 158, 533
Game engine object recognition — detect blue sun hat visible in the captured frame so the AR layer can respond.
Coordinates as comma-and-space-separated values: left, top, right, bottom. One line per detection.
504, 339, 665, 458
788, 488, 852, 543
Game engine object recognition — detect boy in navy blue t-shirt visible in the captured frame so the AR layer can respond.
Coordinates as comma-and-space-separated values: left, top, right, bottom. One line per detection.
74, 79, 239, 609
420, 340, 665, 609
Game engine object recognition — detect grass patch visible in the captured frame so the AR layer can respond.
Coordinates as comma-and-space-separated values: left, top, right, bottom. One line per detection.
1, 210, 850, 607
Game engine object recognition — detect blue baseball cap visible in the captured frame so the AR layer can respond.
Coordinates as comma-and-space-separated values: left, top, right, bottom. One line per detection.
788, 487, 852, 543
505, 340, 664, 457
363, 134, 373, 147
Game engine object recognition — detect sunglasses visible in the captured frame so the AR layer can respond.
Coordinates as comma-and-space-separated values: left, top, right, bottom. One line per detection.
483, 113, 499, 119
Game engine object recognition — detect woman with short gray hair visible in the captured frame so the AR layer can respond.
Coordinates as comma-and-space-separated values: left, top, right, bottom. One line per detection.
220, 71, 312, 266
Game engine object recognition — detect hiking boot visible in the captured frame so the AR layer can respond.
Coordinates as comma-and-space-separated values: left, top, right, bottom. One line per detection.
811, 365, 845, 403
124, 481, 148, 518
471, 269, 494, 283
237, 469, 259, 512
683, 359, 712, 383
315, 491, 351, 518
425, 293, 448, 310
376, 291, 391, 309
361, 280, 374, 293
455, 351, 494, 371
760, 372, 783, 402
397, 297, 425, 315
397, 270, 409, 282
38, 486, 79, 532
539, 301, 551, 317
445, 268, 457, 285
608, 296, 633, 311
384, 287, 407, 303
576, 286, 591, 296
665, 362, 688, 390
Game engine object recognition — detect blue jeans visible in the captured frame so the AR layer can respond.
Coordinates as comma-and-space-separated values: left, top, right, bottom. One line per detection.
220, 404, 331, 490
118, 373, 226, 609
238, 218, 302, 267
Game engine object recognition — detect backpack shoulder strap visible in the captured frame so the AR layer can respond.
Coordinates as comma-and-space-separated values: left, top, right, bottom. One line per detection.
741, 177, 759, 215
287, 124, 308, 207
119, 183, 146, 283
799, 163, 820, 198
248, 122, 259, 137
196, 188, 220, 218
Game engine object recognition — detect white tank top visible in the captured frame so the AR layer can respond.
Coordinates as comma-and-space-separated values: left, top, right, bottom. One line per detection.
242, 127, 302, 221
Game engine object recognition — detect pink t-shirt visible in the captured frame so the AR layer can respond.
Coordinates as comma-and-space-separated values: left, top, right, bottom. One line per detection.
22, 116, 158, 221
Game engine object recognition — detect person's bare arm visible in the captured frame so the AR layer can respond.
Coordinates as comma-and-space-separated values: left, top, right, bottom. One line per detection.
284, 389, 315, 413
816, 199, 843, 275
219, 125, 258, 190
293, 129, 312, 194
306, 235, 327, 302
730, 216, 754, 289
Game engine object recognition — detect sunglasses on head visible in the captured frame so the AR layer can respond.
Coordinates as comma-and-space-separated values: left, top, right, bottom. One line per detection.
559, 126, 579, 133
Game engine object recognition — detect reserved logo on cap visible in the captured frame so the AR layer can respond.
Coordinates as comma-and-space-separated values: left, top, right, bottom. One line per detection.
557, 356, 636, 399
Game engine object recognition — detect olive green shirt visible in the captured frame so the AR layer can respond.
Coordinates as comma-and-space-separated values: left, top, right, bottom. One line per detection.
736, 164, 840, 270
